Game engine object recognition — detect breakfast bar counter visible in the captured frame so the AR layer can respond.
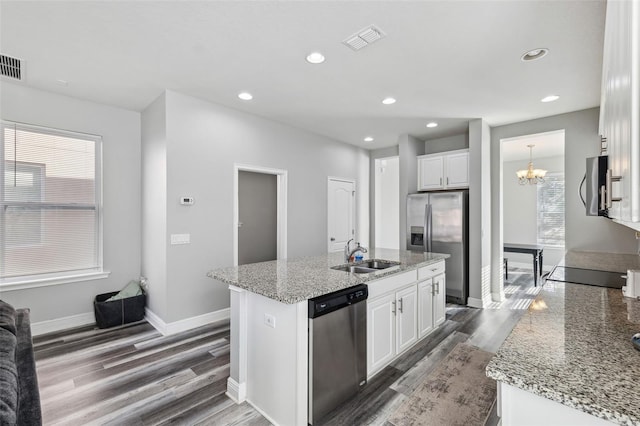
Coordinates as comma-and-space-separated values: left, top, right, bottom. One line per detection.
487, 251, 640, 425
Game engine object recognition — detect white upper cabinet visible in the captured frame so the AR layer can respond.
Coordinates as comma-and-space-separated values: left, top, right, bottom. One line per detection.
417, 149, 469, 191
599, 0, 640, 226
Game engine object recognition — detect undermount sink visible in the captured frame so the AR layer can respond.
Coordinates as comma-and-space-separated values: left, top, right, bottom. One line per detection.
331, 259, 400, 274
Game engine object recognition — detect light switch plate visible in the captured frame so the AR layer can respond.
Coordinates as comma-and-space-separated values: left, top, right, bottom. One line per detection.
170, 234, 190, 245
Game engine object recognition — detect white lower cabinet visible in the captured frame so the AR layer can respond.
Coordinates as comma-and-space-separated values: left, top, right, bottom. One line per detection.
417, 272, 446, 338
367, 261, 446, 378
366, 285, 417, 376
395, 285, 418, 354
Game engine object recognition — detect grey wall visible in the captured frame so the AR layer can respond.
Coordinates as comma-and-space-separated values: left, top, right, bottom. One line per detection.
424, 133, 469, 154
398, 135, 425, 250
369, 146, 400, 249
0, 83, 141, 323
143, 90, 369, 323
491, 108, 638, 272
238, 171, 277, 265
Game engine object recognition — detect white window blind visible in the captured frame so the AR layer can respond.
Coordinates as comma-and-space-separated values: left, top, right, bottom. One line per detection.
537, 172, 565, 248
1, 121, 102, 280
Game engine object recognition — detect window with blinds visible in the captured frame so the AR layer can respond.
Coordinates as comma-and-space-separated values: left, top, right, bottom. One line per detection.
1, 121, 102, 280
537, 172, 565, 248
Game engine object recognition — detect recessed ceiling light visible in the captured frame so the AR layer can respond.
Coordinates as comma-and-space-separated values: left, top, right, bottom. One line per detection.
306, 52, 325, 64
364, 136, 374, 142
382, 97, 396, 105
238, 92, 253, 101
521, 48, 549, 61
426, 122, 438, 128
541, 95, 559, 103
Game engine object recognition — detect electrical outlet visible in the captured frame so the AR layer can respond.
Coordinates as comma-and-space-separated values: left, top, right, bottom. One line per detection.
264, 313, 276, 328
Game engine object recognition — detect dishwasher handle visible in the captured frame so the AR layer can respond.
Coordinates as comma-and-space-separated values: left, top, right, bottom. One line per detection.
308, 284, 368, 318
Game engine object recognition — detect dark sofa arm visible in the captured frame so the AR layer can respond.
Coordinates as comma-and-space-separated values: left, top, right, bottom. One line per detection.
15, 309, 42, 426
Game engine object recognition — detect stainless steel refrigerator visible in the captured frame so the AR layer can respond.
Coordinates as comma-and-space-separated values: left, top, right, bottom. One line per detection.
407, 191, 469, 305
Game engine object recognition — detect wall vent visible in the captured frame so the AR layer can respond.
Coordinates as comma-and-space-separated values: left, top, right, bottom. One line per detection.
0, 54, 23, 81
343, 25, 386, 51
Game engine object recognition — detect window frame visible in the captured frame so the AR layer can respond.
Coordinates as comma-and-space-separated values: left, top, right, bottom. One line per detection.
536, 171, 565, 248
0, 120, 108, 289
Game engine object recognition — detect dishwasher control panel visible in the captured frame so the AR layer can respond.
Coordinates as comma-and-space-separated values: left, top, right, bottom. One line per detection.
308, 284, 368, 319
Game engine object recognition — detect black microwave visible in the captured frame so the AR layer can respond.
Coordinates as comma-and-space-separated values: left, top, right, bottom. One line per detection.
585, 155, 608, 216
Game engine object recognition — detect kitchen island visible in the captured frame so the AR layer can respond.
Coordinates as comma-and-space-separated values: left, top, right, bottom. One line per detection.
208, 248, 449, 426
486, 251, 640, 426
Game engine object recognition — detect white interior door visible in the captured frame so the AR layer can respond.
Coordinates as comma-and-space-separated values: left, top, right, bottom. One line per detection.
328, 178, 355, 252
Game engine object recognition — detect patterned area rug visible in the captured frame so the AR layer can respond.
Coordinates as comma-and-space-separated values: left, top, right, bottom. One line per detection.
388, 343, 496, 426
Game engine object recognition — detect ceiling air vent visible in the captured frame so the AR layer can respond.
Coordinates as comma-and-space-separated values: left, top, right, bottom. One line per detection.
343, 25, 385, 51
0, 54, 23, 81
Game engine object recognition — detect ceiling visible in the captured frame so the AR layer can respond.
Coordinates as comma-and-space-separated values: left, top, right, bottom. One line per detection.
0, 1, 605, 150
502, 130, 565, 162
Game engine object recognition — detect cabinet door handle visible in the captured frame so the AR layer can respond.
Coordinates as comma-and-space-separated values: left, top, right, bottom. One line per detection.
606, 168, 622, 208
398, 298, 404, 313
435, 282, 439, 294
440, 177, 442, 186
432, 284, 436, 296
392, 300, 396, 315
446, 177, 449, 185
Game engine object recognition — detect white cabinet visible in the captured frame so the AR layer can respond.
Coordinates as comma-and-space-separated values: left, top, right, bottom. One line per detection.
367, 293, 396, 375
599, 0, 640, 226
417, 265, 446, 338
395, 285, 418, 354
366, 284, 417, 376
367, 261, 446, 378
417, 149, 469, 191
433, 273, 446, 326
418, 280, 434, 337
418, 156, 444, 190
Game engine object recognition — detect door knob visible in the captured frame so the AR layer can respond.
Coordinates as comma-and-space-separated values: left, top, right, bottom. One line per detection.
330, 237, 335, 241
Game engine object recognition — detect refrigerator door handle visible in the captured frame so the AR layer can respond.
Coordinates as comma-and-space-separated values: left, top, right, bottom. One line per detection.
425, 204, 432, 252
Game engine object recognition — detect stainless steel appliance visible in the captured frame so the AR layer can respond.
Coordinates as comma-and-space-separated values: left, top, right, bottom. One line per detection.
407, 191, 469, 304
308, 284, 368, 425
584, 155, 609, 216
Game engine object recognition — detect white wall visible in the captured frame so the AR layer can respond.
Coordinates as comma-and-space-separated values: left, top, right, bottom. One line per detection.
369, 146, 399, 249
143, 90, 370, 323
503, 155, 564, 270
141, 94, 168, 320
469, 119, 493, 306
491, 108, 638, 288
374, 157, 399, 249
0, 83, 141, 323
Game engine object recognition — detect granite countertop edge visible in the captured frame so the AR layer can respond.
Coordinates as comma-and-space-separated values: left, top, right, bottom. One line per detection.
207, 250, 450, 304
485, 250, 640, 426
486, 363, 637, 426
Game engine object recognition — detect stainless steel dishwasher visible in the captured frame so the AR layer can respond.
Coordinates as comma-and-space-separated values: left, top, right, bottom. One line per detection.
308, 284, 368, 425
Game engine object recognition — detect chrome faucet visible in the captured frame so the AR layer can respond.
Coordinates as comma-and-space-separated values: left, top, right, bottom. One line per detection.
345, 239, 368, 262
344, 239, 354, 262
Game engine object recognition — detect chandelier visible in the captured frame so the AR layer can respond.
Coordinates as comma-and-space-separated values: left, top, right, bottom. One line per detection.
516, 144, 547, 185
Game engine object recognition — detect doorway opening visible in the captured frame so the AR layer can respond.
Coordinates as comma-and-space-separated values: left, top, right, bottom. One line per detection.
233, 164, 287, 266
501, 130, 565, 274
374, 156, 400, 249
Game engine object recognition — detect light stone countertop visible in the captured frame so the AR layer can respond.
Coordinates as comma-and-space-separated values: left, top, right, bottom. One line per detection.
207, 248, 449, 304
487, 250, 640, 425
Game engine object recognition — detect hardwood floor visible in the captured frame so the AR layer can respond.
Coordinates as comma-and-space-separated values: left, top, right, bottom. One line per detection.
34, 269, 538, 425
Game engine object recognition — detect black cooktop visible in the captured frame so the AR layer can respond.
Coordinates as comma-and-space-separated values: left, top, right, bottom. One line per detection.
547, 266, 626, 289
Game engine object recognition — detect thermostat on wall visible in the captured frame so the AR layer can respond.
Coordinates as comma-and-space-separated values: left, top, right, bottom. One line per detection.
180, 196, 195, 205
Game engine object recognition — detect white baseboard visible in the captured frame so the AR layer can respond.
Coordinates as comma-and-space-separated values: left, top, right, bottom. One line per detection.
226, 377, 247, 403
145, 307, 230, 336
31, 311, 95, 336
467, 296, 493, 309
